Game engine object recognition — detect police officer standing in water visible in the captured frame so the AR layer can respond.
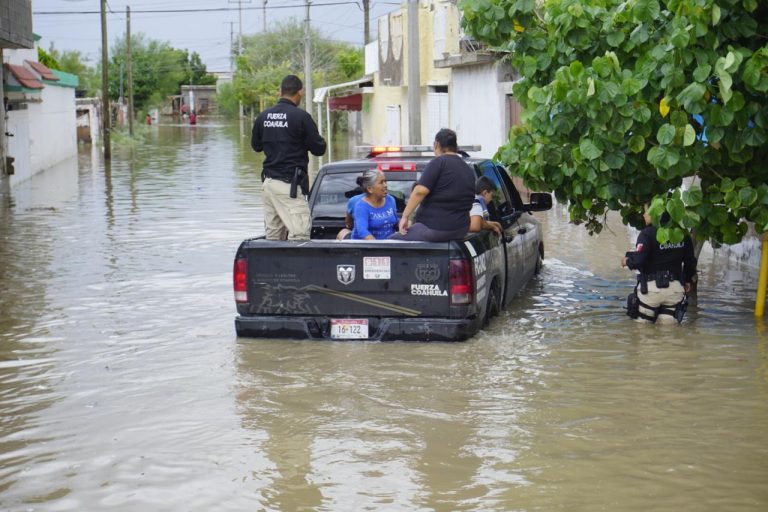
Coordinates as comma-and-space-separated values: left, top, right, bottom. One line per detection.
252, 75, 327, 240
621, 202, 698, 324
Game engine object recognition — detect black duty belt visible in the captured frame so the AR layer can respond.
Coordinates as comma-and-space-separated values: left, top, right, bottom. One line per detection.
262, 170, 293, 182
642, 270, 680, 281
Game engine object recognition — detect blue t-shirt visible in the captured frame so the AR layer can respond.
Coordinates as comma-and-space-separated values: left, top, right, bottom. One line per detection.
346, 193, 365, 215
352, 195, 398, 240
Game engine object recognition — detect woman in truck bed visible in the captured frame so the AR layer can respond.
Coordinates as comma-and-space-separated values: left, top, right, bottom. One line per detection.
350, 170, 399, 240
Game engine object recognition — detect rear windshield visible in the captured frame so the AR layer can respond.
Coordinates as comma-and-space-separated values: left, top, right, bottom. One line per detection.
311, 171, 419, 218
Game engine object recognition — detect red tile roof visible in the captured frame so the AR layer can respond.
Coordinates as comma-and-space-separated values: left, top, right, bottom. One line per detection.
4, 63, 44, 89
26, 60, 59, 81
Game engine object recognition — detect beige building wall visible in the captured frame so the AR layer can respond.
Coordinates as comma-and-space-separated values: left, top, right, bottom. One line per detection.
363, 0, 461, 146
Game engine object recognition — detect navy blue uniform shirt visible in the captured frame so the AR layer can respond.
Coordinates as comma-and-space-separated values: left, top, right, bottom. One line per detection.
251, 98, 327, 181
626, 225, 698, 283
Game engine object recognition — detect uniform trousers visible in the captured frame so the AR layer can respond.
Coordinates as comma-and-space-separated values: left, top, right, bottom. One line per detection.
262, 177, 310, 240
637, 280, 685, 324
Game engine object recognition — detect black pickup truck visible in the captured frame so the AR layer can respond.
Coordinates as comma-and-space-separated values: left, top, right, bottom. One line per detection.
233, 147, 552, 341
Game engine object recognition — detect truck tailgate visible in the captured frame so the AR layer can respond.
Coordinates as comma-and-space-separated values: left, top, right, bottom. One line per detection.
240, 240, 452, 318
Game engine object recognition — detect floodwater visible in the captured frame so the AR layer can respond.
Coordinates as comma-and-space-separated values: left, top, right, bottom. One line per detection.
1, 120, 766, 511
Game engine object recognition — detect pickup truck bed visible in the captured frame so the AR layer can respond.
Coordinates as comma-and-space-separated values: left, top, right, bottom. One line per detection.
235, 236, 504, 341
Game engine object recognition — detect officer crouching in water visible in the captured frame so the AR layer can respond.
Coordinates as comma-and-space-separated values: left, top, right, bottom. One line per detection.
621, 203, 698, 324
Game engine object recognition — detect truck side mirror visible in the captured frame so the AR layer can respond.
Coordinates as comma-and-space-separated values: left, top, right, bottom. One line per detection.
525, 192, 552, 212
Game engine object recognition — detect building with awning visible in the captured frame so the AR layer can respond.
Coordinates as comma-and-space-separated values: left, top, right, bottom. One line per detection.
2, 34, 79, 186
313, 75, 373, 163
0, 0, 34, 182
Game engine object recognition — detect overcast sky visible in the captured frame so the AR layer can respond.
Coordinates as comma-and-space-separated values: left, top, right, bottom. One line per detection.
33, 0, 399, 73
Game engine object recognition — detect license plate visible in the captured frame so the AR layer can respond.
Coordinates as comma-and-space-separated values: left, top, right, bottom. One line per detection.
330, 319, 369, 339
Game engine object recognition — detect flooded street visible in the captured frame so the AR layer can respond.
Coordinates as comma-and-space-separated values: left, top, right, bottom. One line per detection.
1, 120, 766, 511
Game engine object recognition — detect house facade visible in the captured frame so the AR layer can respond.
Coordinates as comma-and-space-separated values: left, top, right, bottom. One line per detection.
435, 49, 521, 159
361, 0, 458, 147
0, 0, 33, 185
2, 35, 79, 186
354, 0, 521, 158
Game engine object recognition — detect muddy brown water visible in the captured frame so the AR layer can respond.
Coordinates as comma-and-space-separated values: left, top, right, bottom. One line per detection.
1, 120, 766, 511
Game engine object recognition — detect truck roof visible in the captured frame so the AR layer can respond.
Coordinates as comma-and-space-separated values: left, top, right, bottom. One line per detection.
319, 154, 489, 175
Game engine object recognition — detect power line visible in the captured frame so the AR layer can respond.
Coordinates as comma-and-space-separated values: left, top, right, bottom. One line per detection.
33, 2, 369, 15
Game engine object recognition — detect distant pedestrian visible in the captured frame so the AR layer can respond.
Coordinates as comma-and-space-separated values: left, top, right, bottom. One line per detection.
146, 114, 152, 125
189, 111, 197, 125
622, 203, 698, 324
251, 74, 327, 240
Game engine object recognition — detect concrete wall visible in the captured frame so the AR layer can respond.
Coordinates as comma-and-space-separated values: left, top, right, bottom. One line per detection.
450, 63, 512, 158
3, 47, 78, 186
28, 84, 77, 174
364, 0, 460, 146
362, 84, 406, 145
0, 0, 33, 49
6, 106, 29, 186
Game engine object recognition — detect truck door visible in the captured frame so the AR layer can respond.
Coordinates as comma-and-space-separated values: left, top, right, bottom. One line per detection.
496, 165, 538, 281
475, 161, 525, 304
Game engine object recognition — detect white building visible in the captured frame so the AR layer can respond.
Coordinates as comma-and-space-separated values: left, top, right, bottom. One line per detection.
434, 46, 521, 159
315, 0, 522, 159
2, 35, 79, 186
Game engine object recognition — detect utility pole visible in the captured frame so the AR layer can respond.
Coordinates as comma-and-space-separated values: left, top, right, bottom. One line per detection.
407, 0, 421, 145
119, 61, 123, 104
262, 0, 267, 32
363, 0, 370, 44
304, 0, 313, 117
100, 0, 111, 159
228, 21, 235, 71
127, 6, 134, 136
229, 0, 250, 117
238, 0, 243, 54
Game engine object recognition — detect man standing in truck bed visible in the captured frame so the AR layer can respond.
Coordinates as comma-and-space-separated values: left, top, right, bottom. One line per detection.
251, 75, 327, 240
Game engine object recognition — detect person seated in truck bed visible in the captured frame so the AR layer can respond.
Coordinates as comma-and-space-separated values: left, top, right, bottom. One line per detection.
336, 186, 365, 240
349, 170, 399, 240
389, 128, 475, 242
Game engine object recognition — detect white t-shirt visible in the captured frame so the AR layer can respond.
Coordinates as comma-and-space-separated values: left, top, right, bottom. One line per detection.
469, 195, 489, 220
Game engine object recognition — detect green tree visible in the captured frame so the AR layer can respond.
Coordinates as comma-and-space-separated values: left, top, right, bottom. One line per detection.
37, 46, 60, 70
215, 81, 240, 116
460, 0, 768, 245
109, 34, 217, 112
187, 51, 218, 86
234, 19, 364, 111
46, 46, 99, 96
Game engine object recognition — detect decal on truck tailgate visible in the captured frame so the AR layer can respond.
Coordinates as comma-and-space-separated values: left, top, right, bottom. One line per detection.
306, 285, 421, 316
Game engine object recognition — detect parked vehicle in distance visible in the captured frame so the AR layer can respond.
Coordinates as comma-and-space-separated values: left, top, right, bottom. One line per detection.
233, 146, 552, 341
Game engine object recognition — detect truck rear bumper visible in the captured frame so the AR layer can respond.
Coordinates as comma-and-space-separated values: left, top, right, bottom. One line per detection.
235, 315, 478, 342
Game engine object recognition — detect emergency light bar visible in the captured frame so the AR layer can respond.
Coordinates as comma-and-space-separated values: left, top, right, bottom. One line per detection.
356, 145, 482, 157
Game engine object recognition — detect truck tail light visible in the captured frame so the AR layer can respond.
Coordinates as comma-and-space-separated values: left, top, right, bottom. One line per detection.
233, 258, 248, 303
449, 258, 474, 305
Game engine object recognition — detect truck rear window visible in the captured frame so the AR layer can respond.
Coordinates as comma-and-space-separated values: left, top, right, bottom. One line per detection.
312, 172, 419, 218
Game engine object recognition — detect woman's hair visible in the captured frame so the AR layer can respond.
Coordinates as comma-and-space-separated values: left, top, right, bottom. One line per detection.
434, 128, 458, 152
356, 170, 382, 193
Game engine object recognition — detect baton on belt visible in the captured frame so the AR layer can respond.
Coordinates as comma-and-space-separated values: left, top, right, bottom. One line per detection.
289, 167, 301, 199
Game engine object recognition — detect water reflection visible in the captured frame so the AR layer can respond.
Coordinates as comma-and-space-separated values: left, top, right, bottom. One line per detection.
0, 120, 766, 510
235, 337, 532, 510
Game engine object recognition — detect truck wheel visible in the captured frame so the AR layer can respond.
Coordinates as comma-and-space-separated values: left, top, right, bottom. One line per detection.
484, 282, 500, 326
534, 244, 543, 275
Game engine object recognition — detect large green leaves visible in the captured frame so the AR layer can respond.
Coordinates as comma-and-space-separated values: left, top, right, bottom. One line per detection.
460, 0, 768, 244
